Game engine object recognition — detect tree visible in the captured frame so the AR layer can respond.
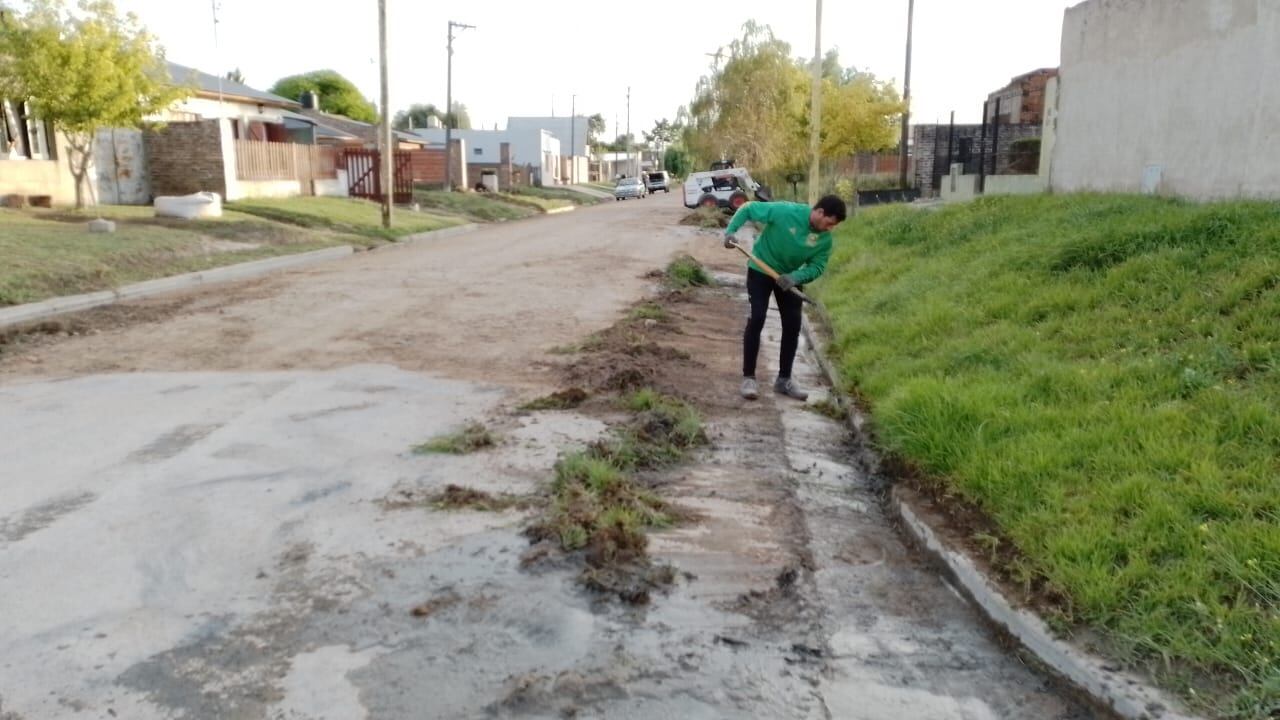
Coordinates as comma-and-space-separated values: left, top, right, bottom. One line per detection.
269, 70, 376, 123
684, 22, 809, 172
0, 0, 191, 209
643, 118, 680, 153
663, 146, 691, 177
600, 134, 633, 153
816, 71, 903, 158
393, 101, 469, 132
446, 101, 470, 130
394, 103, 441, 131
225, 67, 244, 84
681, 21, 903, 174
587, 113, 605, 146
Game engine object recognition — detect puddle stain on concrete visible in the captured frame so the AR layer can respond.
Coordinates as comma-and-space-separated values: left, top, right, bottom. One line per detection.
127, 424, 223, 463
0, 492, 97, 544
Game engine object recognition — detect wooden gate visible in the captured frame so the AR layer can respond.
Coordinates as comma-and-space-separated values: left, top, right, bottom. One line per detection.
345, 149, 413, 203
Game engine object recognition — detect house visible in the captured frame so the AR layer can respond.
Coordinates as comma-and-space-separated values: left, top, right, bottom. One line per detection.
412, 124, 560, 187
1048, 0, 1279, 199
292, 92, 428, 150
986, 68, 1058, 126
507, 116, 588, 184
1, 99, 76, 207
101, 62, 394, 204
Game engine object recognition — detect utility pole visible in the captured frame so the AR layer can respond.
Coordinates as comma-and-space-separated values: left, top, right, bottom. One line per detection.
899, 0, 915, 189
378, 0, 392, 228
626, 86, 631, 178
570, 94, 576, 185
808, 0, 823, 204
444, 20, 475, 193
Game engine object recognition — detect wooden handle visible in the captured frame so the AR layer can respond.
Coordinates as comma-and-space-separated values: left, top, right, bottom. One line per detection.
728, 243, 816, 305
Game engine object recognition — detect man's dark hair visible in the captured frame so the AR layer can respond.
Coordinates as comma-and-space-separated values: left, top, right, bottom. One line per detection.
814, 195, 848, 222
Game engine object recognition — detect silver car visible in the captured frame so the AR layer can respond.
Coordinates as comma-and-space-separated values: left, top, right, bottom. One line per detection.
613, 176, 647, 201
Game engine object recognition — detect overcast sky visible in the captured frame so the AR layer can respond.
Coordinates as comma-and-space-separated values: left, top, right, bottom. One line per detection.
101, 0, 1079, 134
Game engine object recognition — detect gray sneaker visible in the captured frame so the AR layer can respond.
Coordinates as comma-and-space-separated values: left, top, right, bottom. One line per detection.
773, 377, 809, 401
740, 377, 759, 400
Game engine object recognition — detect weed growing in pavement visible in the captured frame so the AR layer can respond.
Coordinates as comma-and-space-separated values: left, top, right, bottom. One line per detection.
804, 397, 846, 421
628, 303, 670, 322
526, 387, 706, 603
664, 255, 711, 289
519, 388, 589, 411
433, 484, 521, 511
413, 422, 497, 454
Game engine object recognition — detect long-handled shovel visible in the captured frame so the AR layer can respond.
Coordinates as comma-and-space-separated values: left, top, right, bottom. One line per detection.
727, 242, 816, 305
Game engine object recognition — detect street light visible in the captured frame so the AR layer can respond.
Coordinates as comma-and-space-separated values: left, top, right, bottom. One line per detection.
444, 20, 475, 193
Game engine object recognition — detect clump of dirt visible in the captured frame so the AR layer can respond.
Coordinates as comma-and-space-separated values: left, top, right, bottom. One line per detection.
563, 318, 703, 395
680, 207, 729, 229
435, 484, 523, 512
381, 484, 527, 512
519, 388, 589, 411
520, 285, 722, 604
410, 589, 462, 617
412, 421, 498, 455
580, 561, 677, 606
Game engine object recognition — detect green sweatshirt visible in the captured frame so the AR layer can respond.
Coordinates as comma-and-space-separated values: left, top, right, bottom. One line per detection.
725, 201, 832, 285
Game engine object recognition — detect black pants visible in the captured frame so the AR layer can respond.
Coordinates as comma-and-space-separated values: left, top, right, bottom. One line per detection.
744, 268, 803, 379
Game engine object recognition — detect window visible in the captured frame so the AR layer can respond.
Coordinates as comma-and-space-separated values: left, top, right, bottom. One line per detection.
473, 147, 483, 156
2, 100, 55, 160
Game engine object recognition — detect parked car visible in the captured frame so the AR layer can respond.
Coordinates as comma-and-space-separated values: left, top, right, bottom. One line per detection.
644, 171, 671, 194
613, 176, 648, 201
682, 167, 772, 210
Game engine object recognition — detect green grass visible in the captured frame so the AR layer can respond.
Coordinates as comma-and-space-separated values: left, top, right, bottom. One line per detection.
665, 255, 712, 289
814, 194, 1280, 718
413, 422, 498, 455
530, 388, 706, 560
412, 189, 537, 222
229, 196, 461, 241
496, 192, 571, 212
0, 208, 348, 306
628, 303, 670, 322
510, 185, 603, 206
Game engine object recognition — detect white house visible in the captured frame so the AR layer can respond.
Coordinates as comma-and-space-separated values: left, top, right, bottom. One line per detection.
508, 116, 589, 183
414, 124, 561, 186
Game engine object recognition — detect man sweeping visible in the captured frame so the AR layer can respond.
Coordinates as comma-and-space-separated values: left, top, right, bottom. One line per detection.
724, 195, 847, 401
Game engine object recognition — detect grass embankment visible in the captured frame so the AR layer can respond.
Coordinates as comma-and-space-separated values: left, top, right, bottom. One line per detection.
229, 196, 461, 241
510, 186, 603, 207
0, 206, 350, 307
815, 194, 1279, 718
412, 189, 537, 222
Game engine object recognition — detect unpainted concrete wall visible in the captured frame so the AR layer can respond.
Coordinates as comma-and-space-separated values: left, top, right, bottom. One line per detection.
1050, 0, 1280, 199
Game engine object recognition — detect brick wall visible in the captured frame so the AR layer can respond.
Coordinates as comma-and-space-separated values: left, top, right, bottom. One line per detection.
143, 120, 226, 199
405, 140, 468, 189
913, 123, 1043, 194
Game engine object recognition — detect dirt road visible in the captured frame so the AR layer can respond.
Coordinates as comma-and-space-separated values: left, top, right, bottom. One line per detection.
0, 194, 1091, 719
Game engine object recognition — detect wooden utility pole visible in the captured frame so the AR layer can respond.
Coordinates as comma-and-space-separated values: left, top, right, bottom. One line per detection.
899, 0, 915, 188
808, 0, 823, 204
378, 0, 392, 228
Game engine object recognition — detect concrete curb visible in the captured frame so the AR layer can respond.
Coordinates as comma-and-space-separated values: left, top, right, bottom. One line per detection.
394, 222, 481, 246
545, 206, 576, 215
798, 312, 1199, 720
0, 246, 353, 331
0, 222, 488, 331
